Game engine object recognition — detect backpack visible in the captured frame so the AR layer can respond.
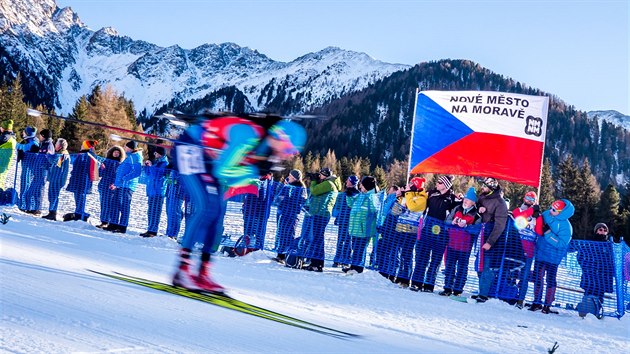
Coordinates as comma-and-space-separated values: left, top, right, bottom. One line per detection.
284, 237, 305, 269
220, 235, 255, 257
576, 295, 603, 319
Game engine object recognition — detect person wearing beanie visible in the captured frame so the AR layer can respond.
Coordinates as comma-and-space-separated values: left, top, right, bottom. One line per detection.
0, 119, 17, 190
42, 138, 71, 221
65, 140, 101, 222
139, 146, 170, 237
331, 175, 361, 267
16, 126, 40, 213
474, 176, 509, 303
410, 175, 457, 293
511, 191, 544, 308
21, 128, 56, 216
242, 171, 278, 251
273, 169, 307, 263
305, 167, 342, 272
96, 146, 126, 229
106, 140, 143, 233
575, 222, 614, 317
529, 199, 575, 314
344, 176, 381, 274
440, 187, 480, 296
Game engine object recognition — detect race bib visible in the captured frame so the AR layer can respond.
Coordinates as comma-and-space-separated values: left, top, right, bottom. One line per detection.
176, 145, 206, 175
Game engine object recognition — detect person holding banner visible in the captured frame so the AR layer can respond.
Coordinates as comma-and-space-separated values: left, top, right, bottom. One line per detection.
474, 177, 508, 303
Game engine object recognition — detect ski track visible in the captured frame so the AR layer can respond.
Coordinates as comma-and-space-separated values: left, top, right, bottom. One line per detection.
1, 207, 629, 353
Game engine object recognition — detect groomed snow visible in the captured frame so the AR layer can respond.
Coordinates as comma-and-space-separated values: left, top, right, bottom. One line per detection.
1, 205, 628, 353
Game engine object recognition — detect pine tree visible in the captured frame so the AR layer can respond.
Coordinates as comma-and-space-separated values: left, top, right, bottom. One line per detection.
63, 96, 91, 151
373, 165, 387, 190
572, 159, 600, 239
598, 184, 622, 238
386, 159, 408, 188
539, 158, 555, 209
321, 149, 338, 176
339, 156, 354, 180
1, 74, 27, 132
557, 155, 580, 202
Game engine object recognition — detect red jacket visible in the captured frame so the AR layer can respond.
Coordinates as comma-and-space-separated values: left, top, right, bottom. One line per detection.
511, 205, 543, 258
447, 207, 477, 252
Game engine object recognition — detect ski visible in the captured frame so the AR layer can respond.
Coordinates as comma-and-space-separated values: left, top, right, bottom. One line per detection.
88, 270, 359, 339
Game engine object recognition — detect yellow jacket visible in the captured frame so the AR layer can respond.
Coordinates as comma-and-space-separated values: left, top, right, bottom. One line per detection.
404, 190, 428, 213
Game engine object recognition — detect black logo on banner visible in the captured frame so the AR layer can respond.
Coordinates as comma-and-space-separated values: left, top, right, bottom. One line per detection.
525, 116, 543, 137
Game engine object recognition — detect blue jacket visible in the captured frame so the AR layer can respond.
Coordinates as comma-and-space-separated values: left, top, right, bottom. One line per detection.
275, 182, 307, 217
67, 150, 98, 194
48, 153, 70, 186
144, 156, 169, 197
535, 199, 575, 265
348, 189, 381, 238
98, 159, 121, 193
114, 150, 143, 191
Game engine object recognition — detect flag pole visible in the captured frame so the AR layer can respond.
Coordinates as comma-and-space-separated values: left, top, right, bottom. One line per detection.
536, 96, 550, 202
406, 88, 421, 183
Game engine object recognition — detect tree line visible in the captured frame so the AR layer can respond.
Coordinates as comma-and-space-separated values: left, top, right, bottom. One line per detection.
1, 74, 628, 241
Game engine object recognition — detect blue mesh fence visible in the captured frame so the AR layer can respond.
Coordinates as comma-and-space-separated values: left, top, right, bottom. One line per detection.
1, 150, 628, 318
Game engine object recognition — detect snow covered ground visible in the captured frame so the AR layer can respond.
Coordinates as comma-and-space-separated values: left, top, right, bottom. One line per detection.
1, 205, 628, 353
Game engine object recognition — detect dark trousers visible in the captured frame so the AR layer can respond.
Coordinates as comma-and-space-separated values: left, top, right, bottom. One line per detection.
276, 213, 298, 255
533, 260, 559, 306
350, 236, 370, 271
47, 179, 64, 211
180, 174, 224, 253
443, 247, 472, 292
375, 228, 399, 275
334, 222, 352, 264
308, 215, 330, 267
165, 194, 184, 238
412, 231, 448, 285
99, 189, 117, 223
73, 191, 88, 218
112, 188, 133, 227
147, 195, 165, 232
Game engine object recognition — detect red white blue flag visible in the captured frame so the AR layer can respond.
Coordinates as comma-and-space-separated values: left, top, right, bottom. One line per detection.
409, 90, 549, 187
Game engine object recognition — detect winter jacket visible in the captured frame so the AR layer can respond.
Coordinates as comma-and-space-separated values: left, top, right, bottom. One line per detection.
243, 176, 277, 218
144, 156, 169, 197
445, 204, 478, 252
48, 152, 70, 186
308, 175, 342, 217
535, 199, 574, 265
405, 190, 428, 213
511, 204, 543, 258
348, 189, 381, 238
0, 131, 17, 186
16, 137, 39, 162
275, 181, 307, 217
425, 189, 459, 221
67, 150, 99, 194
477, 187, 508, 247
576, 237, 614, 295
114, 150, 143, 191
333, 187, 360, 226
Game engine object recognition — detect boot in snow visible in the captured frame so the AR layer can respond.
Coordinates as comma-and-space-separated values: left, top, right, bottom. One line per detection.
42, 211, 57, 220
196, 258, 225, 293
172, 249, 200, 290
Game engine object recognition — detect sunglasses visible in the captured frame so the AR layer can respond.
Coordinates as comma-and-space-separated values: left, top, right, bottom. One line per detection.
436, 181, 444, 185
524, 196, 536, 202
597, 228, 607, 232
551, 207, 562, 213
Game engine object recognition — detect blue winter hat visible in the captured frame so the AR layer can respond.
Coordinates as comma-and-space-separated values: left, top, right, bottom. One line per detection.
464, 187, 478, 203
347, 175, 359, 186
24, 126, 37, 139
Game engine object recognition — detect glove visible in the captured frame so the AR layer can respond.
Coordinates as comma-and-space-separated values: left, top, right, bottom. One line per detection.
542, 223, 550, 233
532, 205, 541, 218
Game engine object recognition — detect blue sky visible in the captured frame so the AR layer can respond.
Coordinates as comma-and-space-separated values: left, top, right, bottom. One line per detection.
57, 0, 629, 115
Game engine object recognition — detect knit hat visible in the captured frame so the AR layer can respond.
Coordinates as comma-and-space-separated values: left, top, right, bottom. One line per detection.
410, 177, 426, 191
289, 169, 302, 180
347, 175, 359, 186
361, 176, 376, 191
551, 200, 566, 212
483, 177, 499, 190
1, 119, 13, 131
24, 126, 37, 139
55, 138, 68, 151
464, 187, 478, 203
594, 223, 609, 233
524, 191, 537, 203
319, 167, 332, 178
40, 129, 51, 139
154, 146, 166, 157
125, 140, 138, 150
81, 140, 98, 150
437, 175, 453, 190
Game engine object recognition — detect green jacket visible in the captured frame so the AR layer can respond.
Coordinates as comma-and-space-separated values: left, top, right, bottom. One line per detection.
308, 175, 342, 217
0, 133, 17, 189
349, 189, 381, 238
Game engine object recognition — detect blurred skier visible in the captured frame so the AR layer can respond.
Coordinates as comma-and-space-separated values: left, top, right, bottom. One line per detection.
171, 113, 306, 293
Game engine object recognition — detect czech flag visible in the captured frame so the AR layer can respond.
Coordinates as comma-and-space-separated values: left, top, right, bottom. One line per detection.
409, 91, 549, 187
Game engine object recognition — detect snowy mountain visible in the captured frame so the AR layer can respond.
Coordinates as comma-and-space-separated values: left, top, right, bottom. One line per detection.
0, 0, 410, 115
588, 110, 630, 132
